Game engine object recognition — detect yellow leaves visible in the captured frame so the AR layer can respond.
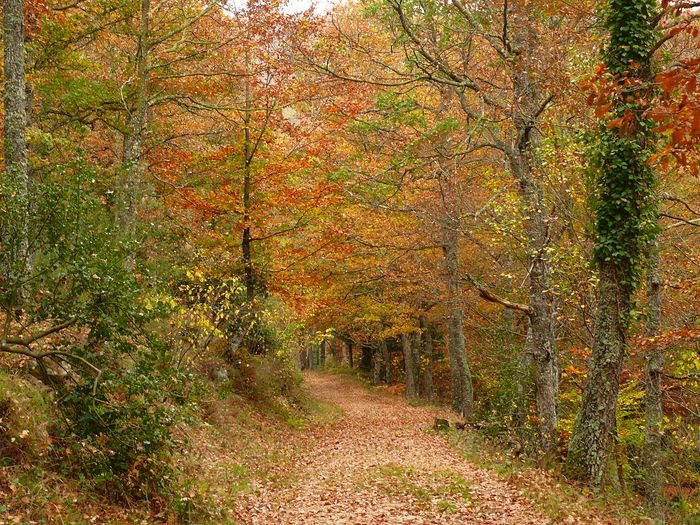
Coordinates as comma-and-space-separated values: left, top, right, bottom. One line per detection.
142, 293, 178, 312
185, 268, 206, 282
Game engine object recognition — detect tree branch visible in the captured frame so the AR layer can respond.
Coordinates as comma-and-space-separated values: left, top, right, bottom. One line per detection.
462, 273, 530, 314
2, 317, 78, 347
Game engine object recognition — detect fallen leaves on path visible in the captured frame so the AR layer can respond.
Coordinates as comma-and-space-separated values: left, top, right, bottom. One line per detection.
237, 372, 551, 524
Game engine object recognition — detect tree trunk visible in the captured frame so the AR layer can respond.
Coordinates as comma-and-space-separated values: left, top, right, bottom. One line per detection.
372, 345, 382, 385
241, 71, 256, 304
442, 221, 474, 419
568, 265, 631, 484
341, 340, 349, 366
411, 330, 421, 396
508, 4, 559, 451
360, 343, 372, 373
519, 171, 559, 451
567, 0, 658, 486
2, 0, 30, 299
380, 338, 391, 383
644, 236, 664, 520
401, 333, 418, 399
419, 315, 436, 401
320, 339, 326, 368
118, 0, 150, 239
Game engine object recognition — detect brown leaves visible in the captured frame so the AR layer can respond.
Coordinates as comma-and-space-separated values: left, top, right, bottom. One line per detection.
239, 372, 552, 524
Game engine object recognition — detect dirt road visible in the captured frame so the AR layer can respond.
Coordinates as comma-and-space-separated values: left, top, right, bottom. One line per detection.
239, 372, 549, 524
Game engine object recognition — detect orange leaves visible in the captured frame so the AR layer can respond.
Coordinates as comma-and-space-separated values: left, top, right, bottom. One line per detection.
594, 103, 612, 118
583, 64, 618, 119
637, 328, 700, 351
605, 110, 636, 134
643, 12, 700, 172
647, 69, 700, 169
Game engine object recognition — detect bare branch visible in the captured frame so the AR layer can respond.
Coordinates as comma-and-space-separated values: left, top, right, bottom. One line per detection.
2, 317, 78, 348
462, 273, 530, 314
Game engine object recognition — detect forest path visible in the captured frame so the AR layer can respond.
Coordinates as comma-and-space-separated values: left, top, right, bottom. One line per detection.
237, 371, 549, 524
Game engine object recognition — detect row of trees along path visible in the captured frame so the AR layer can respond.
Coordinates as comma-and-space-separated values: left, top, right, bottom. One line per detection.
237, 372, 549, 525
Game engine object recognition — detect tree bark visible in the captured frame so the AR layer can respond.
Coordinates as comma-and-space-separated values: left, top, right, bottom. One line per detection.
341, 340, 350, 366
380, 338, 391, 383
360, 343, 372, 373
411, 330, 422, 396
568, 266, 631, 484
419, 315, 436, 401
508, 3, 559, 452
118, 0, 150, 239
2, 0, 30, 298
320, 339, 327, 367
516, 164, 559, 451
567, 0, 658, 485
401, 333, 419, 399
241, 71, 255, 304
442, 221, 474, 419
644, 235, 664, 520
372, 345, 382, 385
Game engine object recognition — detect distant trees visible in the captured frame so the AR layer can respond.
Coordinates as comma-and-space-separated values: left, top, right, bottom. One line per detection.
321, 0, 578, 448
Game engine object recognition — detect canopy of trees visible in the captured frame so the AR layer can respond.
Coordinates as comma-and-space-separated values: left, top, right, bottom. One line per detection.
1, 0, 699, 522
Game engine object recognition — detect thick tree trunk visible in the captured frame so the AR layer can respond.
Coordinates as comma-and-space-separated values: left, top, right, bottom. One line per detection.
419, 315, 436, 401
508, 11, 559, 451
644, 236, 664, 520
520, 172, 559, 451
567, 265, 631, 484
567, 0, 658, 486
491, 1, 559, 453
442, 222, 474, 419
401, 333, 419, 399
2, 0, 30, 296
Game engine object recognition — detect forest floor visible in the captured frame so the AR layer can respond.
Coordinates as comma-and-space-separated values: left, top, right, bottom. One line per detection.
233, 371, 647, 525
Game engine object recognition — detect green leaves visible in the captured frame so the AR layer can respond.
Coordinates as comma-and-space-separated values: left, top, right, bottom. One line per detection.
589, 0, 660, 292
603, 0, 659, 75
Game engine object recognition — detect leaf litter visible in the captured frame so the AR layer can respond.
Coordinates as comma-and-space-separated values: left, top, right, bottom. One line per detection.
237, 372, 552, 525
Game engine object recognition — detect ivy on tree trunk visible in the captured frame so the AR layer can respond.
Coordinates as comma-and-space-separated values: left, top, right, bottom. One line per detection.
567, 0, 660, 486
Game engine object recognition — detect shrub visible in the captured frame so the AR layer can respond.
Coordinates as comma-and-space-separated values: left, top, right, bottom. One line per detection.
230, 352, 304, 410
57, 349, 200, 502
